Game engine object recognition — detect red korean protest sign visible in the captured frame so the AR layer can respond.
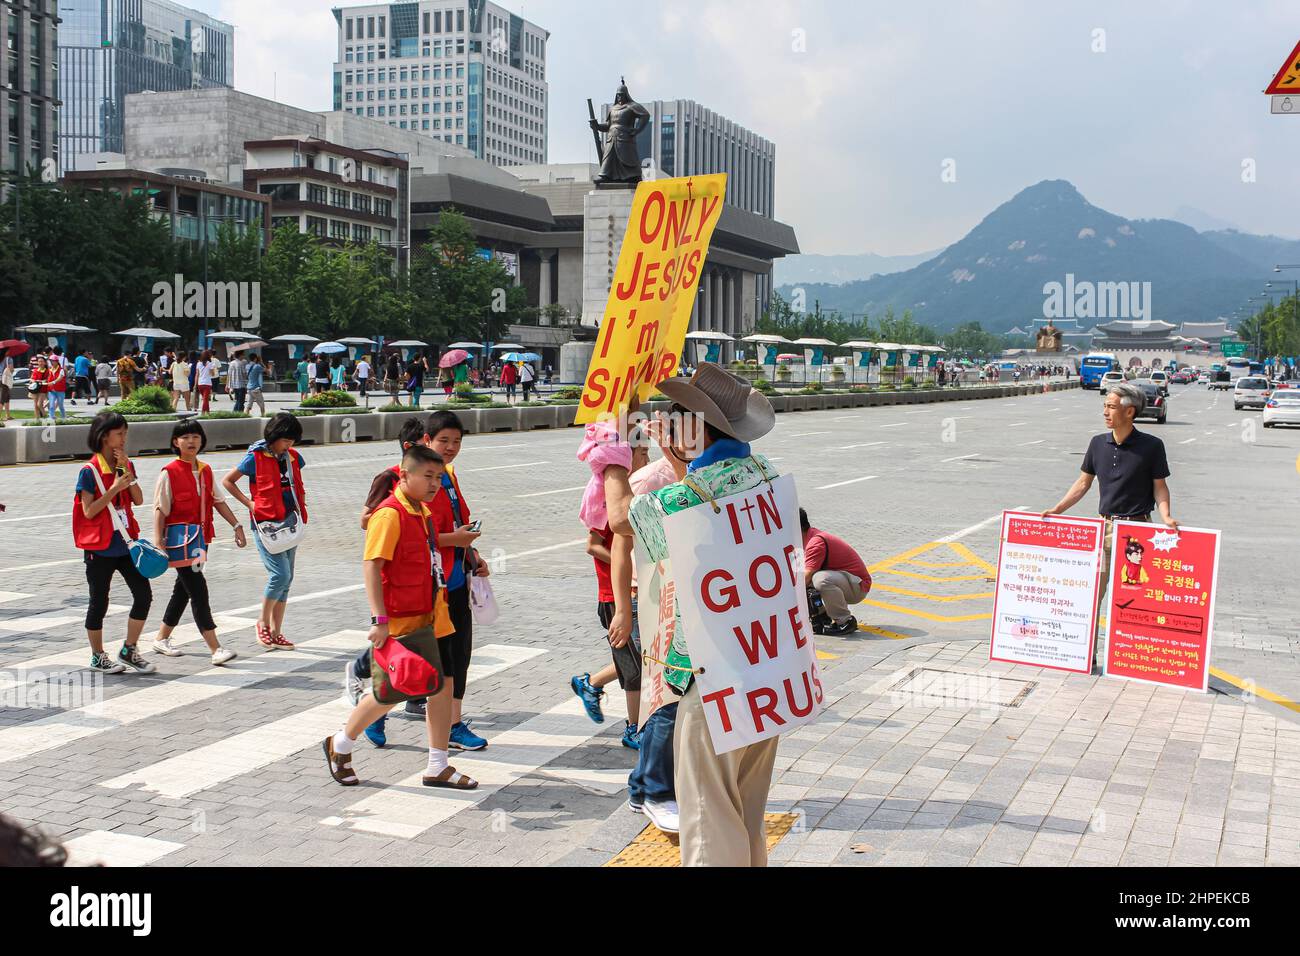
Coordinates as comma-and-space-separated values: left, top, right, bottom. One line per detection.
1103, 521, 1221, 692
990, 511, 1104, 675
662, 474, 823, 754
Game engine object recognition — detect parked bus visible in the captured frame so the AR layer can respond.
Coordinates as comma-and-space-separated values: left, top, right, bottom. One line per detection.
1226, 357, 1252, 382
1080, 353, 1119, 389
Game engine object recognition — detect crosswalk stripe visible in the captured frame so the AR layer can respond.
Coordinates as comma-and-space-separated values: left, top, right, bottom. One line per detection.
0, 591, 31, 606
64, 831, 186, 867
0, 604, 129, 636
1, 615, 258, 679
321, 694, 629, 839
100, 644, 546, 799
0, 631, 362, 766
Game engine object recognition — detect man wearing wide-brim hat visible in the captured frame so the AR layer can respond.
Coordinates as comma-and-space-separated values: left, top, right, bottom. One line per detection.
609, 363, 782, 866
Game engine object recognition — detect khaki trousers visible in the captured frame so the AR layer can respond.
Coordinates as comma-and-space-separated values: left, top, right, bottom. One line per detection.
674, 682, 780, 867
812, 569, 865, 623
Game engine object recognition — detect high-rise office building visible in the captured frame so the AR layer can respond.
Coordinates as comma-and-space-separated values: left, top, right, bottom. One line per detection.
331, 1, 548, 167
58, 0, 234, 171
2, 0, 60, 175
609, 99, 776, 219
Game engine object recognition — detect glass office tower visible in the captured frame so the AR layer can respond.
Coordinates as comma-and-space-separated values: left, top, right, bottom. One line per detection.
58, 0, 234, 171
2, 0, 60, 175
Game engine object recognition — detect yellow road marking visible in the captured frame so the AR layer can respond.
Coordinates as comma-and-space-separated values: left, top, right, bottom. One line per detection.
868, 541, 944, 572
857, 624, 911, 640
908, 560, 975, 568
1210, 667, 1300, 715
872, 584, 995, 602
944, 540, 997, 575
859, 598, 992, 623
815, 649, 839, 660
878, 568, 990, 582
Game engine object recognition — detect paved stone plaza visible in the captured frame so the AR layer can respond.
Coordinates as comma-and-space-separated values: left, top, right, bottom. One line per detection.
1, 383, 1298, 866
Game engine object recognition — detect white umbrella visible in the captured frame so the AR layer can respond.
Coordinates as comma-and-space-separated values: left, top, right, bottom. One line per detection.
16, 323, 95, 333
493, 343, 525, 351
337, 336, 376, 345
874, 342, 903, 351
740, 333, 791, 344
791, 337, 839, 347
114, 327, 181, 339
685, 330, 735, 341
207, 330, 261, 341
449, 341, 483, 350
387, 340, 428, 348
841, 340, 879, 349
270, 334, 320, 343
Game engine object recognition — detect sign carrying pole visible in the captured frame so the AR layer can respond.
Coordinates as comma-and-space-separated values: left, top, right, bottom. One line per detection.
575, 174, 728, 424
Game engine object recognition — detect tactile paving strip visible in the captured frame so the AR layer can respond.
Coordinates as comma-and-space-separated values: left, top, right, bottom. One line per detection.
604, 812, 800, 867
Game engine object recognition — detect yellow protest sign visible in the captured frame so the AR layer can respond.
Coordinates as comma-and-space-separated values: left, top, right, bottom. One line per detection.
576, 173, 728, 423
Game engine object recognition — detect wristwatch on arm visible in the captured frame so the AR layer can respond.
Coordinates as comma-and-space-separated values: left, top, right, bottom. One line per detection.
370, 615, 389, 626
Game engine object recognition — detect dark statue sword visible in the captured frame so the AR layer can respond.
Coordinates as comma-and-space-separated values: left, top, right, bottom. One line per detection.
586, 98, 605, 160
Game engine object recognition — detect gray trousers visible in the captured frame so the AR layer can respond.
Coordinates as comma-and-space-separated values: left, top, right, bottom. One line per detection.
812, 569, 865, 623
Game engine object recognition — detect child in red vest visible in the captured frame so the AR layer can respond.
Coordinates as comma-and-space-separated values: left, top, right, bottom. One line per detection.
72, 412, 154, 674
222, 413, 306, 650
151, 420, 247, 665
324, 444, 479, 790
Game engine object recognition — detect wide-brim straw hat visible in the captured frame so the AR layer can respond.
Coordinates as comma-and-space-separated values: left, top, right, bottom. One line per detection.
656, 362, 776, 442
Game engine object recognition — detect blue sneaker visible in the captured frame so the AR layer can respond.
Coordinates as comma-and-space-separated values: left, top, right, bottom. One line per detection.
448, 719, 488, 752
364, 716, 387, 748
570, 673, 604, 724
621, 721, 641, 750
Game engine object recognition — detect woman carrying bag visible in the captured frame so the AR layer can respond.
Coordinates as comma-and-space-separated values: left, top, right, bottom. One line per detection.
151, 420, 247, 665
72, 412, 156, 674
222, 413, 307, 651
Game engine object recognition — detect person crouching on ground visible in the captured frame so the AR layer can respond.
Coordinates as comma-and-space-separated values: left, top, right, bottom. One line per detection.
800, 508, 871, 635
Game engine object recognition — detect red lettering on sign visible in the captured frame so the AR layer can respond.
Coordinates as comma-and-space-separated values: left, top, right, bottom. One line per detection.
681, 249, 701, 289
638, 260, 661, 302
812, 666, 824, 704
701, 569, 740, 612
749, 554, 782, 599
784, 671, 815, 717
788, 605, 808, 649
695, 194, 721, 239
756, 488, 783, 534
748, 687, 786, 733
653, 352, 677, 384
658, 258, 677, 301
782, 544, 798, 586
725, 502, 744, 546
582, 367, 610, 410
661, 197, 694, 251
701, 687, 735, 733
638, 190, 666, 244
732, 615, 780, 665
613, 252, 643, 301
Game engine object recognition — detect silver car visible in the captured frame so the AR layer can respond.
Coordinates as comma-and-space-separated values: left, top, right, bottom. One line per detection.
1233, 376, 1272, 410
1263, 388, 1300, 428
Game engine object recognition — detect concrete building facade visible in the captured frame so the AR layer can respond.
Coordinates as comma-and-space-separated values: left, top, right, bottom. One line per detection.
58, 0, 234, 172
331, 0, 548, 167
2, 0, 60, 175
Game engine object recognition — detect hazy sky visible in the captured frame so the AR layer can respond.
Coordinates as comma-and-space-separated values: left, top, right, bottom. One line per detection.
203, 0, 1299, 255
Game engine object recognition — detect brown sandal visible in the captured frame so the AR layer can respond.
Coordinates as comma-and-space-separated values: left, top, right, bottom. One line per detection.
323, 736, 359, 786
422, 765, 478, 790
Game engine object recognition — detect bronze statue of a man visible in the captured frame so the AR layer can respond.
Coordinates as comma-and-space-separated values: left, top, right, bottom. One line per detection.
589, 79, 650, 185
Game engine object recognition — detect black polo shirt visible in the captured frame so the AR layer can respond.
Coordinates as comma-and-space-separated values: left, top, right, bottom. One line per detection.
1081, 428, 1170, 517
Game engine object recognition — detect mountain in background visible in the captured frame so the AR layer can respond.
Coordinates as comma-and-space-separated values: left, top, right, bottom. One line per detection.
1171, 205, 1239, 233
777, 180, 1271, 332
773, 249, 944, 286
1199, 230, 1300, 276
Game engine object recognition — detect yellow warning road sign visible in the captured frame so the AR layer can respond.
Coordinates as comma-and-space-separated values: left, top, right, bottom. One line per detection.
1264, 40, 1300, 94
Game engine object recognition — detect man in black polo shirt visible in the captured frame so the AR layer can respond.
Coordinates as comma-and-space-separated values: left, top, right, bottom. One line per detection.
1042, 383, 1179, 658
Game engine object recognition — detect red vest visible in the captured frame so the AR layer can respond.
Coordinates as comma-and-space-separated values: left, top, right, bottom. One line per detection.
430, 468, 471, 581
71, 454, 140, 551
163, 458, 216, 542
376, 491, 435, 618
250, 448, 308, 523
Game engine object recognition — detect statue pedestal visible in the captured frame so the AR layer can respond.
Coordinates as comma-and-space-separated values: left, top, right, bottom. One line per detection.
581, 185, 637, 328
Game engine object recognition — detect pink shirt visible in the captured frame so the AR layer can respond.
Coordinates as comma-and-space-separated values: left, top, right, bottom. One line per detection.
803, 527, 869, 584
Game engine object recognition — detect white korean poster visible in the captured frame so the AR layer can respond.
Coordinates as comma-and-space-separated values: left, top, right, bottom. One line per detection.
662, 473, 823, 754
989, 510, 1105, 675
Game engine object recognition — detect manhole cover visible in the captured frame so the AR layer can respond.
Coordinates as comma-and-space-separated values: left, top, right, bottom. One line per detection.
884, 666, 1037, 709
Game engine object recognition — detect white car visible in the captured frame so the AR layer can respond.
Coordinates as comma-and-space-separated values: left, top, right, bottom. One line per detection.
1099, 371, 1126, 394
1233, 376, 1272, 410
1263, 389, 1300, 427
1149, 370, 1170, 394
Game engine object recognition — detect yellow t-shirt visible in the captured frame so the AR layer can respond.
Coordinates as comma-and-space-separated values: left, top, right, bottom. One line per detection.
363, 487, 433, 637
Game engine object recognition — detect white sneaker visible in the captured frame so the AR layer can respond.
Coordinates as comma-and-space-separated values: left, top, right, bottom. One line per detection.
152, 637, 183, 657
643, 799, 680, 835
344, 660, 365, 706
210, 647, 237, 666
